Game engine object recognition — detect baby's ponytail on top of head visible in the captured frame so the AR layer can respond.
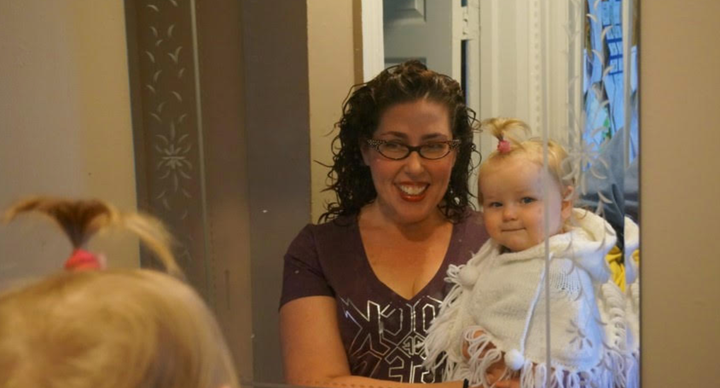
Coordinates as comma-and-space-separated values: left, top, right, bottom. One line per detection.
479, 117, 531, 152
3, 196, 183, 278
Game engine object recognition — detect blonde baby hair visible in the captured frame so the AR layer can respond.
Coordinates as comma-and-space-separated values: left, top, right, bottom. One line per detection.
0, 197, 239, 388
478, 117, 575, 205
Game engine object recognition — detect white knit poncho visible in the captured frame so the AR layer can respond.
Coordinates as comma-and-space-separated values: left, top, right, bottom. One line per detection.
423, 209, 637, 388
623, 216, 640, 388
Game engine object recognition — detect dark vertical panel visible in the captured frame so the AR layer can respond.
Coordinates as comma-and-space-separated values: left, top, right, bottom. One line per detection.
242, 0, 312, 382
194, 0, 254, 381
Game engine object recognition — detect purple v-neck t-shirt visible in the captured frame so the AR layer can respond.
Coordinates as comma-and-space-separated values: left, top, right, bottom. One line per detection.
280, 212, 488, 383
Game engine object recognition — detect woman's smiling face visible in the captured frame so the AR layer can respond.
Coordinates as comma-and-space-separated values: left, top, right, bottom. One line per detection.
361, 99, 456, 226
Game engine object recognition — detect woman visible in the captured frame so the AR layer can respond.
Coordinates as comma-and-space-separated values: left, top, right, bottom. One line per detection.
279, 61, 490, 388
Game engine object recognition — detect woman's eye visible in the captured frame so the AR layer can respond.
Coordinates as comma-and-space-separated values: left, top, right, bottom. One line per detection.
383, 142, 404, 150
521, 197, 536, 204
423, 143, 445, 151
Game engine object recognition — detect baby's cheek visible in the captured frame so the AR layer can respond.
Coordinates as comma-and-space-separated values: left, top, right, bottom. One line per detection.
532, 206, 544, 217
483, 213, 498, 232
487, 227, 502, 241
528, 225, 546, 244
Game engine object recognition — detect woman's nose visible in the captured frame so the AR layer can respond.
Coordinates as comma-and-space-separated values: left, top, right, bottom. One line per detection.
403, 150, 424, 174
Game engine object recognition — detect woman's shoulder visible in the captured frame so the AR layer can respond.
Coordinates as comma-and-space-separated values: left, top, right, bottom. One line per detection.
288, 215, 359, 253
447, 209, 489, 264
305, 215, 358, 236
455, 209, 487, 239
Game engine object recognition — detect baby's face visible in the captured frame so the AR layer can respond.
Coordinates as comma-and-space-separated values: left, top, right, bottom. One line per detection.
479, 156, 571, 252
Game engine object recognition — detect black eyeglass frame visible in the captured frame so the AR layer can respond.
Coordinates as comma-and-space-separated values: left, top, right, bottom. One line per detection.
365, 139, 462, 160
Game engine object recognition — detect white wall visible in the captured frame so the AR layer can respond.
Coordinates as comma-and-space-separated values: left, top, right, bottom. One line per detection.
479, 0, 570, 156
0, 1, 137, 287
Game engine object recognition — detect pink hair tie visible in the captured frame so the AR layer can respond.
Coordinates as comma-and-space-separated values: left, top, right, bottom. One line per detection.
497, 139, 511, 153
64, 249, 102, 271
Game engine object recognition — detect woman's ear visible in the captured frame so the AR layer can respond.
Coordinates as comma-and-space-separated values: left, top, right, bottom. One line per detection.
560, 186, 575, 222
360, 140, 371, 166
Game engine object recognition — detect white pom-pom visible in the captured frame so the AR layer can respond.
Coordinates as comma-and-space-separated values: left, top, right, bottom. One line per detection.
458, 265, 479, 288
504, 349, 525, 371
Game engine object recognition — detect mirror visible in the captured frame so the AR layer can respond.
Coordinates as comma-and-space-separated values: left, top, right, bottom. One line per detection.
371, 0, 641, 386
0, 0, 639, 387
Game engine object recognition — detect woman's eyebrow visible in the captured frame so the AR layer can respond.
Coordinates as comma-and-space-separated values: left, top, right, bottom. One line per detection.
375, 131, 408, 139
421, 133, 450, 140
375, 132, 450, 141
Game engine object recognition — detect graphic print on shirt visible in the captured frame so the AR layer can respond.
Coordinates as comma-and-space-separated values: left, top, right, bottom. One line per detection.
340, 295, 442, 383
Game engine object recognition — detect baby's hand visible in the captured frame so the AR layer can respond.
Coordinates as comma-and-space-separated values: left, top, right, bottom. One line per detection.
462, 328, 492, 359
462, 329, 508, 386
485, 358, 511, 386
493, 380, 520, 388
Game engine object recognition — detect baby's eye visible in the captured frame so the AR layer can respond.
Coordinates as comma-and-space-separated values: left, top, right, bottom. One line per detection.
520, 197, 536, 204
487, 202, 503, 208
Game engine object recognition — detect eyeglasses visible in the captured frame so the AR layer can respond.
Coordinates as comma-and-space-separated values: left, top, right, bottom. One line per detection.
365, 139, 461, 160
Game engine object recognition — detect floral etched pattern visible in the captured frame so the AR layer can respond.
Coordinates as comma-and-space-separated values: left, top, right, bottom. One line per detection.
133, 0, 206, 277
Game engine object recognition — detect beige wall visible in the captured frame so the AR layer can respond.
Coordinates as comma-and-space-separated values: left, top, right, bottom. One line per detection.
0, 1, 137, 285
641, 0, 720, 384
308, 0, 359, 222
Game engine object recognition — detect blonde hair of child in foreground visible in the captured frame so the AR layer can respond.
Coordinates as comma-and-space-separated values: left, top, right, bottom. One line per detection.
0, 197, 239, 388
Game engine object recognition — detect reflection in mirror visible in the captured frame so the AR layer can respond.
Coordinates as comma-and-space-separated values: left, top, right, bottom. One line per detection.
119, 0, 641, 387
568, 0, 641, 386
621, 1, 641, 377
379, 0, 643, 387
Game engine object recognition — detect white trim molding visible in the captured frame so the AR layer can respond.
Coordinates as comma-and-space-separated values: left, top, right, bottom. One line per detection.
361, 0, 385, 82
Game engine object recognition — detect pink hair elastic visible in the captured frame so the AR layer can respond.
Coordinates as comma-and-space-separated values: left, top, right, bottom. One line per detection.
64, 249, 102, 271
497, 139, 511, 153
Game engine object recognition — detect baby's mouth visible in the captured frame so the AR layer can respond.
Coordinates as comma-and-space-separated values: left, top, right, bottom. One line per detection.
502, 228, 524, 232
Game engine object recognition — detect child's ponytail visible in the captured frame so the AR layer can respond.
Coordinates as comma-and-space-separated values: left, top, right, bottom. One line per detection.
3, 197, 183, 278
479, 117, 531, 152
477, 117, 576, 209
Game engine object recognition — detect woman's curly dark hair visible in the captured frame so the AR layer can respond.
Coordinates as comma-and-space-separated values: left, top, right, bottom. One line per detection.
319, 60, 479, 223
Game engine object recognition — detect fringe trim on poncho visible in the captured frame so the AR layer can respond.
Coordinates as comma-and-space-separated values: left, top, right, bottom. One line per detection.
422, 211, 638, 388
424, 267, 632, 387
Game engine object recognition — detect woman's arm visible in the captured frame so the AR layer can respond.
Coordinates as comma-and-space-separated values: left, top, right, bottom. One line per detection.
280, 296, 462, 388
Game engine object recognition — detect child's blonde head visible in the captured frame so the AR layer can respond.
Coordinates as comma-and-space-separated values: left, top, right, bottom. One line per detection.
0, 197, 238, 388
478, 118, 574, 205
